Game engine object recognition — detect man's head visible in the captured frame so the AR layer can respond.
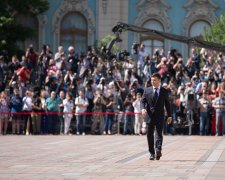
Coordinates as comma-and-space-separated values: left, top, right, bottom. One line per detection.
68, 46, 74, 53
0, 55, 4, 62
13, 88, 19, 95
50, 91, 56, 99
79, 90, 84, 97
151, 73, 161, 88
59, 90, 65, 99
219, 90, 224, 98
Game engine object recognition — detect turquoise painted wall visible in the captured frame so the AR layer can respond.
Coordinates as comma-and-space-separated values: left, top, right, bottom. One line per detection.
128, 0, 139, 50
215, 0, 225, 16
127, 0, 225, 59
45, 0, 62, 46
42, 0, 225, 56
127, 0, 189, 55
166, 0, 187, 53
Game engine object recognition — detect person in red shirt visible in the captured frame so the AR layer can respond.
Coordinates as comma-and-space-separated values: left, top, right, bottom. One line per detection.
16, 62, 30, 84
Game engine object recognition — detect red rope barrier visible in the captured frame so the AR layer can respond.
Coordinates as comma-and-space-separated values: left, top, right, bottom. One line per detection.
0, 111, 142, 115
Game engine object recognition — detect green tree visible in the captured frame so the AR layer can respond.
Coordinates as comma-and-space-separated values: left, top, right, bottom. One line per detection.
0, 0, 49, 59
98, 34, 120, 55
203, 13, 225, 45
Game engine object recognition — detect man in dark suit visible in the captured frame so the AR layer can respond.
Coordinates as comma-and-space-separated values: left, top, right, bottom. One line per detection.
141, 73, 172, 160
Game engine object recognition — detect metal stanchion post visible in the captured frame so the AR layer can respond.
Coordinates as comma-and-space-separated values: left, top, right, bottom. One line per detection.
117, 111, 120, 135
187, 109, 193, 135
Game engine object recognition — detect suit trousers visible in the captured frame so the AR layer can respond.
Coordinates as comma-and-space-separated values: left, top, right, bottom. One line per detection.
147, 117, 164, 155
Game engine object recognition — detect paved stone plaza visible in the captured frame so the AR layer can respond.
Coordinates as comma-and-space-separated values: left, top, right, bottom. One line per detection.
0, 135, 225, 180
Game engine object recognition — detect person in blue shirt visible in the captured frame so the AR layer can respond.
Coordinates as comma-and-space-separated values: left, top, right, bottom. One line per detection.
10, 88, 23, 134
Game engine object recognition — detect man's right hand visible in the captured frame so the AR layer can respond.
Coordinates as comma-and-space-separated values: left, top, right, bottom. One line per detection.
142, 109, 147, 115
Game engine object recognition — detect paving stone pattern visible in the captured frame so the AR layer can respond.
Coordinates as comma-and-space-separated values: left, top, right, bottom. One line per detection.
0, 135, 225, 180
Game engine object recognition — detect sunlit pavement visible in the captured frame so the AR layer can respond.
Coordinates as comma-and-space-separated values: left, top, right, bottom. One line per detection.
0, 135, 225, 180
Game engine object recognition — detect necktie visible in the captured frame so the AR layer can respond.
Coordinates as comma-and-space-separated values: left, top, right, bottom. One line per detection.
153, 88, 158, 103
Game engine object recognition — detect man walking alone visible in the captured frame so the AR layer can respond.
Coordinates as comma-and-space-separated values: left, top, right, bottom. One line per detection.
141, 73, 172, 160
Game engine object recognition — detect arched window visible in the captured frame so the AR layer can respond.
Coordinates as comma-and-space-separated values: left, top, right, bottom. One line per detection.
16, 14, 39, 51
189, 20, 210, 54
189, 20, 210, 37
141, 20, 164, 55
60, 12, 88, 53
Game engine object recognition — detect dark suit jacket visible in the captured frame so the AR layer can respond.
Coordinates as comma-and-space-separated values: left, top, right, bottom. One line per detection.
141, 86, 171, 123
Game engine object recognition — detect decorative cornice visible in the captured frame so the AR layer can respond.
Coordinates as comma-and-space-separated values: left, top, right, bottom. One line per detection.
37, 14, 47, 28
184, 0, 218, 9
137, 0, 170, 9
182, 0, 218, 36
135, 0, 171, 32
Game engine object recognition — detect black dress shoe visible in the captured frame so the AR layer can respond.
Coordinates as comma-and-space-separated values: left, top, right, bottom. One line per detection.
149, 154, 155, 160
156, 151, 162, 160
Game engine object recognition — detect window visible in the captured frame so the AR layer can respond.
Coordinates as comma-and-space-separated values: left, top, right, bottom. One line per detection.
189, 20, 210, 54
60, 12, 88, 53
189, 20, 210, 37
141, 20, 164, 55
16, 14, 39, 52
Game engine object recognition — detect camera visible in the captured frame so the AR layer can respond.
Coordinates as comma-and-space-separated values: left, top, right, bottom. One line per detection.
118, 50, 130, 60
132, 43, 140, 54
187, 93, 194, 102
42, 45, 47, 52
100, 79, 105, 85
11, 74, 18, 81
154, 50, 159, 57
28, 46, 34, 53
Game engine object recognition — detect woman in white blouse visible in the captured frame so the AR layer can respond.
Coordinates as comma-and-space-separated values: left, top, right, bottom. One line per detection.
22, 90, 33, 135
63, 93, 74, 135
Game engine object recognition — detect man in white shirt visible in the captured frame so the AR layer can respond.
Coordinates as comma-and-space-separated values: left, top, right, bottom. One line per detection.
75, 90, 89, 135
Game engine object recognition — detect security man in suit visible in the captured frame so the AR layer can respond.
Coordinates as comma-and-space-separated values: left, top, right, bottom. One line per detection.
141, 73, 172, 160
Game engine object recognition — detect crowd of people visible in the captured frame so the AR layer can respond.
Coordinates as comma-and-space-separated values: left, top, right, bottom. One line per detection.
0, 42, 225, 136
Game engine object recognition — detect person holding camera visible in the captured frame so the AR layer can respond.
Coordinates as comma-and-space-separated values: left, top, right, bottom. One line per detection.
16, 62, 30, 84
141, 73, 172, 160
156, 57, 169, 83
97, 77, 107, 96
123, 93, 134, 135
123, 57, 135, 82
37, 45, 53, 87
197, 91, 211, 135
66, 46, 79, 73
91, 89, 106, 134
25, 45, 38, 84
31, 94, 42, 135
103, 95, 115, 135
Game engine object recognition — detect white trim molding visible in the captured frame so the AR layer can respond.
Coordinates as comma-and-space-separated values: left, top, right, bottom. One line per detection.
135, 0, 171, 32
102, 0, 108, 14
37, 14, 48, 50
